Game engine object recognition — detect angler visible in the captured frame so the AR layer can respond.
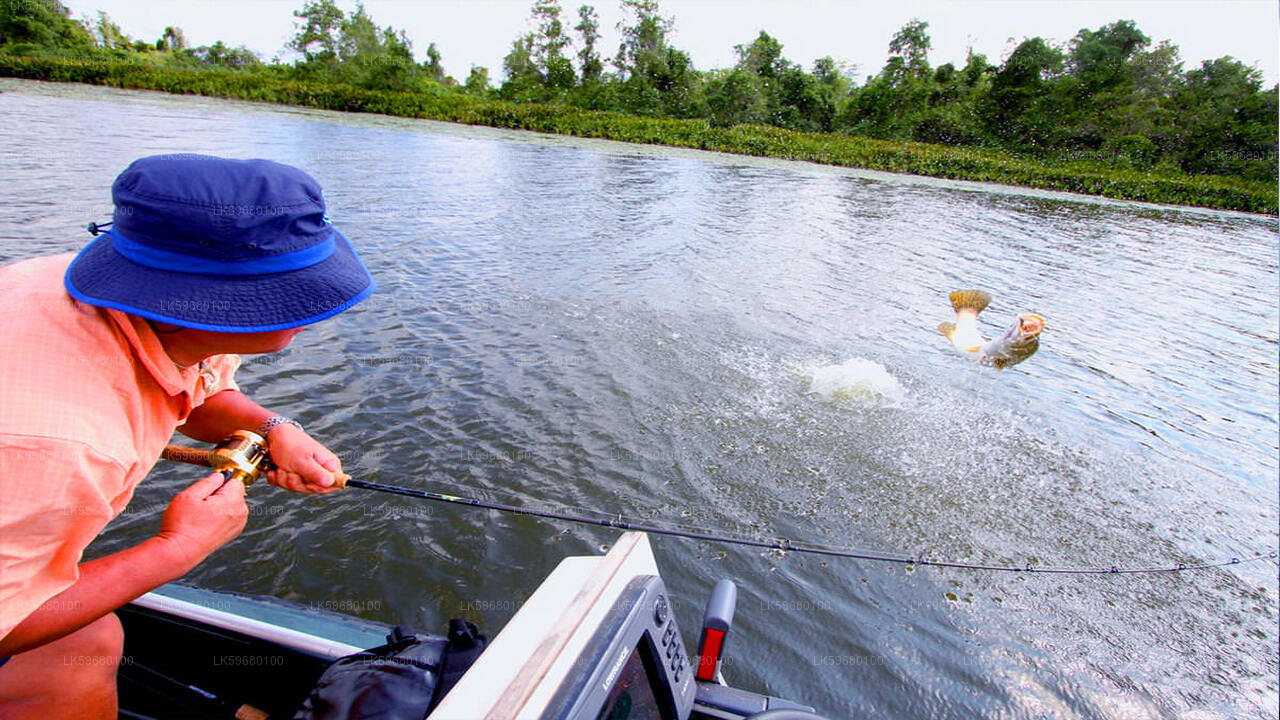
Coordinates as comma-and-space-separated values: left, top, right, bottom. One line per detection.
0, 154, 374, 719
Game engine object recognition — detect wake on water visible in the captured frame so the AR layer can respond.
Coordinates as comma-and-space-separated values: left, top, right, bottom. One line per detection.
806, 357, 906, 406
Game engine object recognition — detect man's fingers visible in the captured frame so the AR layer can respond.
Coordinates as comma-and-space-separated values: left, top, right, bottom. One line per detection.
266, 464, 345, 495
267, 469, 303, 492
319, 454, 343, 475
210, 472, 247, 499
183, 470, 229, 498
272, 469, 313, 494
298, 456, 336, 487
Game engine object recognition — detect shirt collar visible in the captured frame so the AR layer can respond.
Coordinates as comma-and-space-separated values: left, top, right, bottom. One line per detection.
104, 309, 202, 396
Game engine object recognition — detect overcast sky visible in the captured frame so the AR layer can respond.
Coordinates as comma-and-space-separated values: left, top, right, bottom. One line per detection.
62, 0, 1279, 86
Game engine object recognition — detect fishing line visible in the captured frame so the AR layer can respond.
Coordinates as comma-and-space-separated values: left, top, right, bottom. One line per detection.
340, 477, 1276, 575
161, 441, 1277, 576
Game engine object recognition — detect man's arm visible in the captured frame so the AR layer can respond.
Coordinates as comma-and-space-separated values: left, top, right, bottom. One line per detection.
0, 472, 246, 657
0, 537, 185, 656
178, 389, 273, 444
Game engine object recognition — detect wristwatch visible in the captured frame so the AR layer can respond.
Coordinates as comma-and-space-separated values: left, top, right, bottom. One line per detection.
256, 415, 303, 439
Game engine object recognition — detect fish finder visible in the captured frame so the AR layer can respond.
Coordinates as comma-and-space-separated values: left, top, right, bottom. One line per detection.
428, 533, 820, 720
542, 575, 696, 719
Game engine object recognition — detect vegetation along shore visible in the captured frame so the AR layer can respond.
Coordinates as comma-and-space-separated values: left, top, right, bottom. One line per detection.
2, 0, 1275, 214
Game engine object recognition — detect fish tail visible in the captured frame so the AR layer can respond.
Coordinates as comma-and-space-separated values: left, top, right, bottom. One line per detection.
949, 289, 991, 314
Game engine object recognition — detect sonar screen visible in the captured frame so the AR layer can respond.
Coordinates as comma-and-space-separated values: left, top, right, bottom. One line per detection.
594, 645, 667, 720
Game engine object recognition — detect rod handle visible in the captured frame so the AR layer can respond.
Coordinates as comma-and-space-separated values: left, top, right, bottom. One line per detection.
161, 444, 213, 467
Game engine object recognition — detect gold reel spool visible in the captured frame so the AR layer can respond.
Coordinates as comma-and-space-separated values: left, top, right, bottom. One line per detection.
207, 430, 272, 485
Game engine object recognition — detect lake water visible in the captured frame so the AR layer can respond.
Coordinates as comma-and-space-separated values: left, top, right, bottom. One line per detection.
2, 78, 1277, 719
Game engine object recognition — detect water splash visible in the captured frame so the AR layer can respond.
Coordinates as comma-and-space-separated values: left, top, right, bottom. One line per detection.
806, 357, 907, 406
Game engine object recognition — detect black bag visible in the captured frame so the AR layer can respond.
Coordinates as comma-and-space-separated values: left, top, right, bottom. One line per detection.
293, 620, 487, 720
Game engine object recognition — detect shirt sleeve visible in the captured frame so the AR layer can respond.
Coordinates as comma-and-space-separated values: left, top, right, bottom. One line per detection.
206, 353, 242, 395
0, 435, 127, 641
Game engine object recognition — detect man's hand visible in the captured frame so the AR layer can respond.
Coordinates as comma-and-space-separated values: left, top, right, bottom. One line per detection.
264, 423, 345, 495
179, 391, 346, 494
155, 472, 249, 574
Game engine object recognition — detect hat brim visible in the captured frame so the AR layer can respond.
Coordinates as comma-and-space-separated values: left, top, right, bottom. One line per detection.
65, 228, 375, 332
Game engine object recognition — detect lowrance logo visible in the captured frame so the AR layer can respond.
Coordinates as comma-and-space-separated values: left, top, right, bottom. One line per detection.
602, 648, 628, 691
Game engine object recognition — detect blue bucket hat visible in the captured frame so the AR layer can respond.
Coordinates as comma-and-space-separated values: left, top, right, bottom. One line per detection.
65, 154, 375, 333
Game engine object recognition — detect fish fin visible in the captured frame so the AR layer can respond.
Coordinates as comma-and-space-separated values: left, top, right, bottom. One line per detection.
949, 290, 991, 314
937, 321, 956, 338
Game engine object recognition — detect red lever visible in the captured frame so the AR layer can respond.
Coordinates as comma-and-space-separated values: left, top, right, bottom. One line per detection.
696, 628, 726, 681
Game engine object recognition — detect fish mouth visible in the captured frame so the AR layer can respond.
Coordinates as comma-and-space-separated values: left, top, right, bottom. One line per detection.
1018, 314, 1046, 337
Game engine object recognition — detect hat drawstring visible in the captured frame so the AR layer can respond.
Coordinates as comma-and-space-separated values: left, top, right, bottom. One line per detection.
86, 221, 112, 236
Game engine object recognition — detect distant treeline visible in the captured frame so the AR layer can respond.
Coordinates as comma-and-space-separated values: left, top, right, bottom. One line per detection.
2, 0, 1276, 198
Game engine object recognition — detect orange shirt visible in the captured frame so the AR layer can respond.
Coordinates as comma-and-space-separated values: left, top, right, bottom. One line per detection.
0, 254, 241, 640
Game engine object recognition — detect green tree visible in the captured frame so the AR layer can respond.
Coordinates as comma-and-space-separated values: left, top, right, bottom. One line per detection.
335, 4, 417, 90
717, 31, 779, 125
423, 41, 445, 83
0, 0, 94, 52
574, 4, 603, 85
735, 30, 785, 79
842, 20, 936, 139
652, 46, 700, 116
530, 0, 574, 88
614, 0, 669, 81
776, 65, 833, 130
501, 33, 542, 99
812, 56, 849, 87
1066, 20, 1148, 95
729, 31, 833, 131
156, 25, 186, 52
1099, 40, 1181, 162
545, 53, 575, 90
611, 0, 697, 116
961, 51, 991, 86
184, 40, 260, 68
807, 56, 852, 131
704, 67, 767, 126
885, 18, 931, 83
290, 0, 343, 71
984, 37, 1065, 151
912, 51, 989, 145
1061, 20, 1161, 150
337, 3, 379, 62
1173, 57, 1278, 180
464, 65, 491, 95
288, 1, 430, 91
90, 10, 130, 51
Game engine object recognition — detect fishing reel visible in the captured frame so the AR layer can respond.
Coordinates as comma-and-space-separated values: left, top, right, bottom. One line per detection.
211, 430, 274, 484
162, 430, 349, 488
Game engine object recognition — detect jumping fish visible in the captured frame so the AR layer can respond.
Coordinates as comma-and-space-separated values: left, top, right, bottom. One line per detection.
937, 290, 1044, 370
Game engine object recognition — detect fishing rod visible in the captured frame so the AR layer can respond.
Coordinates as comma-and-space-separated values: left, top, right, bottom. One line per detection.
162, 432, 1277, 576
